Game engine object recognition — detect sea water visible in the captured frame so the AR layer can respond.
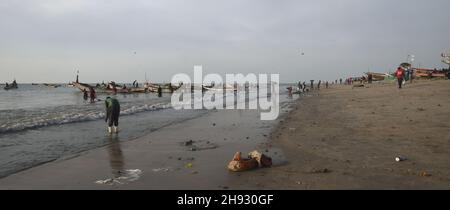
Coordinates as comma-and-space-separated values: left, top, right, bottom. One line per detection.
0, 84, 298, 178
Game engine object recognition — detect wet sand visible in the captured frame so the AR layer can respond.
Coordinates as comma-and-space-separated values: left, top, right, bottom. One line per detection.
231, 80, 450, 189
0, 107, 284, 189
1, 80, 449, 189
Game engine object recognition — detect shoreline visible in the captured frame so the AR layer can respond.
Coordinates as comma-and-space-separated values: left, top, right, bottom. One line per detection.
0, 105, 287, 189
1, 80, 449, 189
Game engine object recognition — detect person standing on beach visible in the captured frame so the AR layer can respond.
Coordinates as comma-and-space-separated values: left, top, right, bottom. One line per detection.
340, 78, 342, 84
409, 68, 414, 83
317, 80, 321, 90
105, 97, 120, 134
395, 66, 406, 89
158, 85, 163, 97
89, 87, 96, 103
310, 80, 314, 90
83, 89, 88, 101
325, 81, 329, 89
302, 81, 306, 92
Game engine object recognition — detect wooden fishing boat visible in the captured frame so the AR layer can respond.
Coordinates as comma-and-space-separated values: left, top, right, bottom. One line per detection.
43, 83, 61, 88
413, 68, 446, 78
202, 84, 237, 92
71, 82, 91, 92
71, 82, 181, 94
4, 85, 18, 90
144, 83, 183, 93
365, 72, 390, 81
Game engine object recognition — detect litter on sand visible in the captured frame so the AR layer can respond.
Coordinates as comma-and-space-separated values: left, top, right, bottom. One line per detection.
248, 150, 273, 168
152, 167, 173, 173
95, 169, 142, 185
181, 140, 219, 151
227, 151, 272, 172
395, 156, 407, 162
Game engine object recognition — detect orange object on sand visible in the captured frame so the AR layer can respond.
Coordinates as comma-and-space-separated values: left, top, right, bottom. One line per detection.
227, 152, 259, 172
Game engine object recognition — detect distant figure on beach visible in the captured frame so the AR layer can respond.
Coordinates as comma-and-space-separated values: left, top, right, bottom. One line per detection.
287, 86, 293, 96
105, 97, 120, 134
340, 78, 342, 84
409, 68, 414, 83
405, 69, 410, 82
368, 74, 373, 84
317, 80, 321, 90
298, 81, 302, 91
310, 80, 314, 90
89, 87, 96, 103
395, 66, 405, 89
302, 81, 306, 92
133, 80, 139, 88
83, 89, 88, 101
113, 85, 117, 94
158, 85, 162, 97
325, 81, 329, 89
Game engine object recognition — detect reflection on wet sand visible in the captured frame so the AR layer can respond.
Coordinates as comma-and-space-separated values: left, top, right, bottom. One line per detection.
107, 135, 125, 178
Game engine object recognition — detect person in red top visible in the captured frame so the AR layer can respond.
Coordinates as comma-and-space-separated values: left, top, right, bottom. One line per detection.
395, 66, 406, 89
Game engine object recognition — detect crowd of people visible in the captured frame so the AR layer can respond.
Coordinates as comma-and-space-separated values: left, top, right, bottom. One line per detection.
289, 64, 425, 94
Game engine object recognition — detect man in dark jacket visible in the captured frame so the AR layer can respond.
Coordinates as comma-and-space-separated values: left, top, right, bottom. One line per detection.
105, 97, 120, 133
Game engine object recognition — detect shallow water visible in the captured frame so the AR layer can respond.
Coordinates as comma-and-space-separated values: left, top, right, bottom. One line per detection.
0, 84, 299, 178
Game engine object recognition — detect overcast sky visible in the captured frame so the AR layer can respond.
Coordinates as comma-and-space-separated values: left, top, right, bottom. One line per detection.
1, 0, 449, 83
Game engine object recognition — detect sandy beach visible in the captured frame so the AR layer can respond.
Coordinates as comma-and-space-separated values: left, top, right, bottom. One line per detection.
231, 80, 450, 189
0, 80, 449, 190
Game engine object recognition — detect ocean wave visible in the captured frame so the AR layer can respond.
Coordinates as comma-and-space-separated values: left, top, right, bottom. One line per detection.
0, 102, 172, 134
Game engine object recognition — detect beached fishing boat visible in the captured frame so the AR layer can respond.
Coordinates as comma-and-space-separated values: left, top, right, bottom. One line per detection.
414, 68, 446, 78
71, 82, 131, 94
71, 81, 181, 94
365, 72, 392, 81
203, 83, 237, 92
71, 82, 91, 92
144, 83, 183, 93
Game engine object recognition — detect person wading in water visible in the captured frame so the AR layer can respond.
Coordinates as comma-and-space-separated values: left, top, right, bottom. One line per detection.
105, 97, 121, 134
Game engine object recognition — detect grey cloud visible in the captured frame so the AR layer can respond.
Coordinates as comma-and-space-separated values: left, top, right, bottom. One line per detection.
0, 0, 449, 83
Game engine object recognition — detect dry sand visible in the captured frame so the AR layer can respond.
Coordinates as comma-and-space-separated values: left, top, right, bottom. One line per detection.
0, 80, 449, 190
230, 80, 450, 189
